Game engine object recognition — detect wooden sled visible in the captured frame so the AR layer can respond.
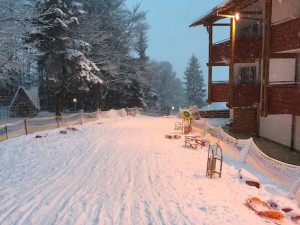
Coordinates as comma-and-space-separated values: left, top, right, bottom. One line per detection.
246, 197, 284, 221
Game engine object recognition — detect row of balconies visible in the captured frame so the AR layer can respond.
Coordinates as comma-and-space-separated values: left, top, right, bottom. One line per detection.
210, 82, 300, 116
212, 17, 300, 64
209, 17, 300, 116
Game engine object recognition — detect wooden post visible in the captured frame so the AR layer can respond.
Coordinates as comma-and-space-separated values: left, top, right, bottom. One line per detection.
260, 0, 272, 117
5, 125, 8, 140
24, 118, 28, 135
56, 116, 60, 128
208, 24, 213, 104
290, 115, 295, 151
228, 18, 236, 108
80, 112, 83, 125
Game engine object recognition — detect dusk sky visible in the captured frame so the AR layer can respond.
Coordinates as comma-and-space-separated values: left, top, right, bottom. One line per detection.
125, 0, 229, 82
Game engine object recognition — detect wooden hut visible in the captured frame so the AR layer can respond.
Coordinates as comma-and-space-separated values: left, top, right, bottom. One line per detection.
9, 85, 40, 117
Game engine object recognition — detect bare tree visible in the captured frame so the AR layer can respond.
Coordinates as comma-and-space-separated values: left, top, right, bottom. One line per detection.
0, 0, 33, 88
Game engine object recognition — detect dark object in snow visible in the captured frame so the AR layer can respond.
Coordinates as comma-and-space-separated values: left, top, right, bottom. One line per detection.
245, 181, 261, 189
60, 130, 67, 134
165, 134, 181, 139
36, 134, 48, 138
67, 127, 78, 131
238, 168, 261, 189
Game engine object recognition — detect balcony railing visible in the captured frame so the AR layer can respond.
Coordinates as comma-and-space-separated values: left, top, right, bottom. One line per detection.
210, 82, 300, 115
211, 82, 229, 102
268, 83, 300, 115
211, 17, 300, 63
210, 82, 260, 106
212, 38, 262, 64
271, 17, 300, 53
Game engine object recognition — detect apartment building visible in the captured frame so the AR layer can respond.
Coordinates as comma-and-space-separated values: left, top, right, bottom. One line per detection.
190, 0, 300, 151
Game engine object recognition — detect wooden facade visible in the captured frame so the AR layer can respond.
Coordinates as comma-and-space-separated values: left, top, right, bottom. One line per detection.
211, 17, 300, 64
9, 87, 40, 117
190, 0, 300, 140
190, 0, 300, 116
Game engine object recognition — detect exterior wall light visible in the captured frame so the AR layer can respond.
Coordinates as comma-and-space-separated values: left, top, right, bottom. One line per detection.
217, 11, 240, 20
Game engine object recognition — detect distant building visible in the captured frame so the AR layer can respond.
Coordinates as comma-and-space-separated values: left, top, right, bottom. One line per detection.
190, 0, 300, 151
9, 82, 40, 117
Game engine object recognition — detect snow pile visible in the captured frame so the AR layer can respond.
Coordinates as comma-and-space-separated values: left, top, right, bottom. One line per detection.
0, 116, 299, 225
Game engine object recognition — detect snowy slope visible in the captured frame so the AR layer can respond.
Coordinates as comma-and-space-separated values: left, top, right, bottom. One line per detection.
0, 115, 299, 225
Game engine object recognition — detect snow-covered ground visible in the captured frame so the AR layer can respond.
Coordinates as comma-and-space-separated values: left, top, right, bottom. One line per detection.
0, 114, 299, 225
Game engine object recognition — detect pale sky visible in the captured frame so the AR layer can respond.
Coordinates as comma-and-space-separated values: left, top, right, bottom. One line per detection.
125, 0, 229, 81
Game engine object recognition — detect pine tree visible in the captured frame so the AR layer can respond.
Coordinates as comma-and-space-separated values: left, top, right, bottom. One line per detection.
183, 54, 206, 108
151, 61, 185, 115
27, 0, 103, 115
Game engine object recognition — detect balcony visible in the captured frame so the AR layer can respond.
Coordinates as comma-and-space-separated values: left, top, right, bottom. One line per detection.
271, 17, 300, 53
212, 38, 262, 64
210, 82, 260, 106
268, 83, 300, 115
210, 82, 300, 115
211, 82, 229, 102
211, 17, 300, 63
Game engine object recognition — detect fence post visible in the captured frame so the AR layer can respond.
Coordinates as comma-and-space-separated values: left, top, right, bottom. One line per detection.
80, 112, 83, 124
5, 125, 8, 140
24, 118, 28, 135
56, 116, 60, 128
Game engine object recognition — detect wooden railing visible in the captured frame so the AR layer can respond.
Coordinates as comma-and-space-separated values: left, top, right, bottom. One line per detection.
210, 82, 300, 115
212, 38, 262, 64
211, 82, 229, 102
210, 82, 260, 107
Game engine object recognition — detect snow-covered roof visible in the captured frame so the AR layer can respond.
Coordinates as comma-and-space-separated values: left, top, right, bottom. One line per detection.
10, 86, 40, 110
189, 0, 257, 27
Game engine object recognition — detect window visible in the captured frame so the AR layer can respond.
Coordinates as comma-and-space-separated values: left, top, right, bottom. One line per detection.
239, 67, 256, 83
241, 23, 260, 39
241, 26, 252, 39
252, 24, 258, 35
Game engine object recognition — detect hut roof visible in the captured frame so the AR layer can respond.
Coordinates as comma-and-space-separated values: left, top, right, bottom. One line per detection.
10, 86, 40, 110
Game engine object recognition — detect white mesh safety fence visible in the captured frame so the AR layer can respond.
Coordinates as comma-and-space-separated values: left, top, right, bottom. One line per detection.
191, 120, 300, 203
246, 141, 300, 201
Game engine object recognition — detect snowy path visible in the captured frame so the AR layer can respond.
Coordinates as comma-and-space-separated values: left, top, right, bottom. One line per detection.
0, 116, 296, 225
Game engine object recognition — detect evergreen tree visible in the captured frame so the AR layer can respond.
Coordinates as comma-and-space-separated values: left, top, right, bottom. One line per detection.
27, 0, 103, 115
183, 54, 206, 108
151, 61, 185, 115
78, 0, 152, 110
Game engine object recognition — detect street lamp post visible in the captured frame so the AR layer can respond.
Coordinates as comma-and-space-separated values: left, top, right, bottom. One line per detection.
73, 98, 77, 111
